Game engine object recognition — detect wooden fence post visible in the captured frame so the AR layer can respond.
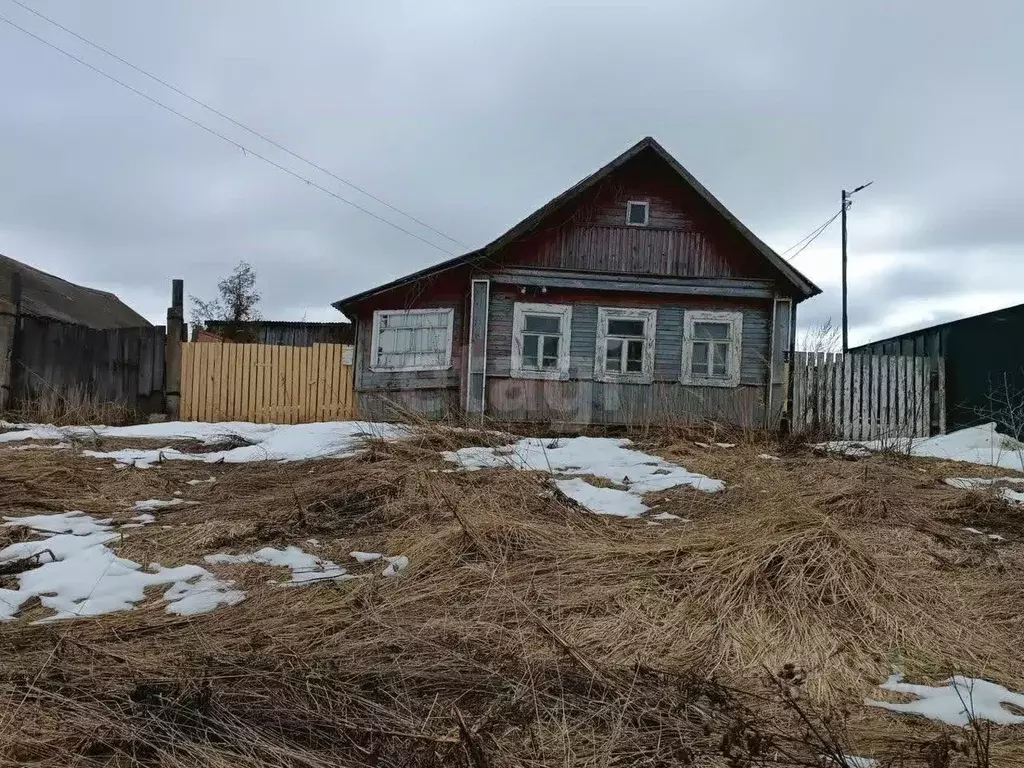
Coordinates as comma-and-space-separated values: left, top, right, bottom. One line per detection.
0, 276, 19, 411
165, 279, 184, 420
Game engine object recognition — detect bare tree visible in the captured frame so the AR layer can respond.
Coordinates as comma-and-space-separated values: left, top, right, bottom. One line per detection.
190, 261, 261, 339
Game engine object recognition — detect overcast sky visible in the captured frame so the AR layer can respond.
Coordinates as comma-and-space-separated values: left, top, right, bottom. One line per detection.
1, 1, 1020, 345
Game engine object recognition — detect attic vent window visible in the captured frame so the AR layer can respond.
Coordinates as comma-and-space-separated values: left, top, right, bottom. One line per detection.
626, 201, 649, 226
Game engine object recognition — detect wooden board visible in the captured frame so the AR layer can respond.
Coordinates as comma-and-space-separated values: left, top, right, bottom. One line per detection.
179, 342, 355, 423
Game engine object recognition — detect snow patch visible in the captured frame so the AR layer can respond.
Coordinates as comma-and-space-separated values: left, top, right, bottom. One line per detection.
0, 513, 242, 621
825, 424, 1024, 471
758, 453, 780, 461
382, 555, 409, 577
866, 674, 1024, 727
133, 498, 187, 512
205, 546, 353, 585
444, 436, 722, 518
350, 551, 382, 563
4, 511, 110, 536
0, 421, 407, 467
554, 479, 650, 518
651, 511, 690, 522
187, 476, 217, 485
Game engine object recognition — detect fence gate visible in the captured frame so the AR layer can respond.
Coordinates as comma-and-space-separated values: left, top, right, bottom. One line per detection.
788, 351, 946, 439
180, 342, 355, 423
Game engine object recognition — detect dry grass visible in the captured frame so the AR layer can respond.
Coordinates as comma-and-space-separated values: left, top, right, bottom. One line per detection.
0, 425, 1022, 767
3, 387, 144, 427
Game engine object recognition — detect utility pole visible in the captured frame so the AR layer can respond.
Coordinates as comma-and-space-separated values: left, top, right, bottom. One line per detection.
841, 189, 849, 353
841, 181, 873, 353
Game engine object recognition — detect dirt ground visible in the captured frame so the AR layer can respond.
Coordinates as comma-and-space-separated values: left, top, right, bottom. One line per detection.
1, 424, 1022, 767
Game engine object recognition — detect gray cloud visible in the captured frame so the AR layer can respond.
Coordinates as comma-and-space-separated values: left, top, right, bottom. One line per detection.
1, 0, 1021, 337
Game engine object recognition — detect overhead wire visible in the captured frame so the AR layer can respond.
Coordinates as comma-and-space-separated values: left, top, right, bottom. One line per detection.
779, 208, 842, 262
0, 10, 461, 258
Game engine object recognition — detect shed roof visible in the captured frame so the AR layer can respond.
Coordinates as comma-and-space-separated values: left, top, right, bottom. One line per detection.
334, 136, 821, 311
850, 300, 1024, 350
0, 254, 150, 328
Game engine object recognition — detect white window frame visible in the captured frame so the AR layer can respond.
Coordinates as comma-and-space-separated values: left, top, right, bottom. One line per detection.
594, 307, 657, 384
511, 302, 572, 380
369, 307, 454, 373
681, 310, 743, 388
626, 200, 650, 227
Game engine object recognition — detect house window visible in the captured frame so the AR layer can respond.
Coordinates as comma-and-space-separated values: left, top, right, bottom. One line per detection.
511, 303, 572, 379
595, 307, 657, 382
681, 310, 743, 387
370, 308, 454, 372
626, 201, 650, 226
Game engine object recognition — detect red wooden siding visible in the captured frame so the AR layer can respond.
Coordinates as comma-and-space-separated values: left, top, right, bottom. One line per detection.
500, 153, 769, 281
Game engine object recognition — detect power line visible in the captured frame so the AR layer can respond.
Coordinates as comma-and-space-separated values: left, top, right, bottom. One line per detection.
0, 11, 461, 258
780, 208, 842, 262
7, 0, 468, 250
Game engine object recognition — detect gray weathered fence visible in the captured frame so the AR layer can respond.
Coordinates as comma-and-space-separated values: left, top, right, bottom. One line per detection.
0, 299, 165, 415
789, 351, 946, 439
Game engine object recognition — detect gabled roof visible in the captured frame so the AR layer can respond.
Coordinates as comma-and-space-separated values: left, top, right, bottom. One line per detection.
334, 136, 821, 311
0, 254, 150, 328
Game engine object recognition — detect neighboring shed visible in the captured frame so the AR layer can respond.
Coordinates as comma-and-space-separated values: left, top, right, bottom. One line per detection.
0, 253, 150, 328
851, 302, 1024, 435
193, 320, 353, 346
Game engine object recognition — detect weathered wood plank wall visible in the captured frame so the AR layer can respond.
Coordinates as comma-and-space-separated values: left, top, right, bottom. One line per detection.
5, 313, 166, 413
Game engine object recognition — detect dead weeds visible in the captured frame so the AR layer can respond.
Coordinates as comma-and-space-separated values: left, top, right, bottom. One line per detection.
0, 426, 1022, 766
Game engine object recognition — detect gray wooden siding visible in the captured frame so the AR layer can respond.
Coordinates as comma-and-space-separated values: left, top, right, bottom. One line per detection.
356, 388, 461, 421
766, 298, 793, 428
353, 299, 464, 393
466, 280, 489, 413
485, 380, 765, 427
485, 289, 770, 387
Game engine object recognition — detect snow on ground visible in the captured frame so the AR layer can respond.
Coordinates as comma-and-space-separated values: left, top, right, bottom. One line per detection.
187, 476, 217, 485
651, 511, 689, 522
824, 423, 1024, 471
553, 478, 650, 518
444, 436, 723, 518
206, 547, 410, 581
381, 555, 409, 577
866, 674, 1024, 726
0, 513, 242, 621
205, 546, 353, 585
943, 476, 1024, 507
4, 511, 110, 536
350, 551, 382, 563
133, 498, 188, 512
0, 421, 407, 467
962, 527, 1005, 541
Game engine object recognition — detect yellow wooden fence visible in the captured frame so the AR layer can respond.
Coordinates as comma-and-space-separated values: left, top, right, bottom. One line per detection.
180, 342, 355, 423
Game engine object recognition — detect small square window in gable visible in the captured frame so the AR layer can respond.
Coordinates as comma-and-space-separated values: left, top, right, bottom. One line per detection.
626, 200, 649, 226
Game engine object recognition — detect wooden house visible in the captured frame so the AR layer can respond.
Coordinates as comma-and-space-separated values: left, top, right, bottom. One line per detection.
333, 137, 820, 426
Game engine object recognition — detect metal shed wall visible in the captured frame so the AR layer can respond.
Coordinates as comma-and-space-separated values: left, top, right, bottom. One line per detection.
852, 303, 1024, 435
